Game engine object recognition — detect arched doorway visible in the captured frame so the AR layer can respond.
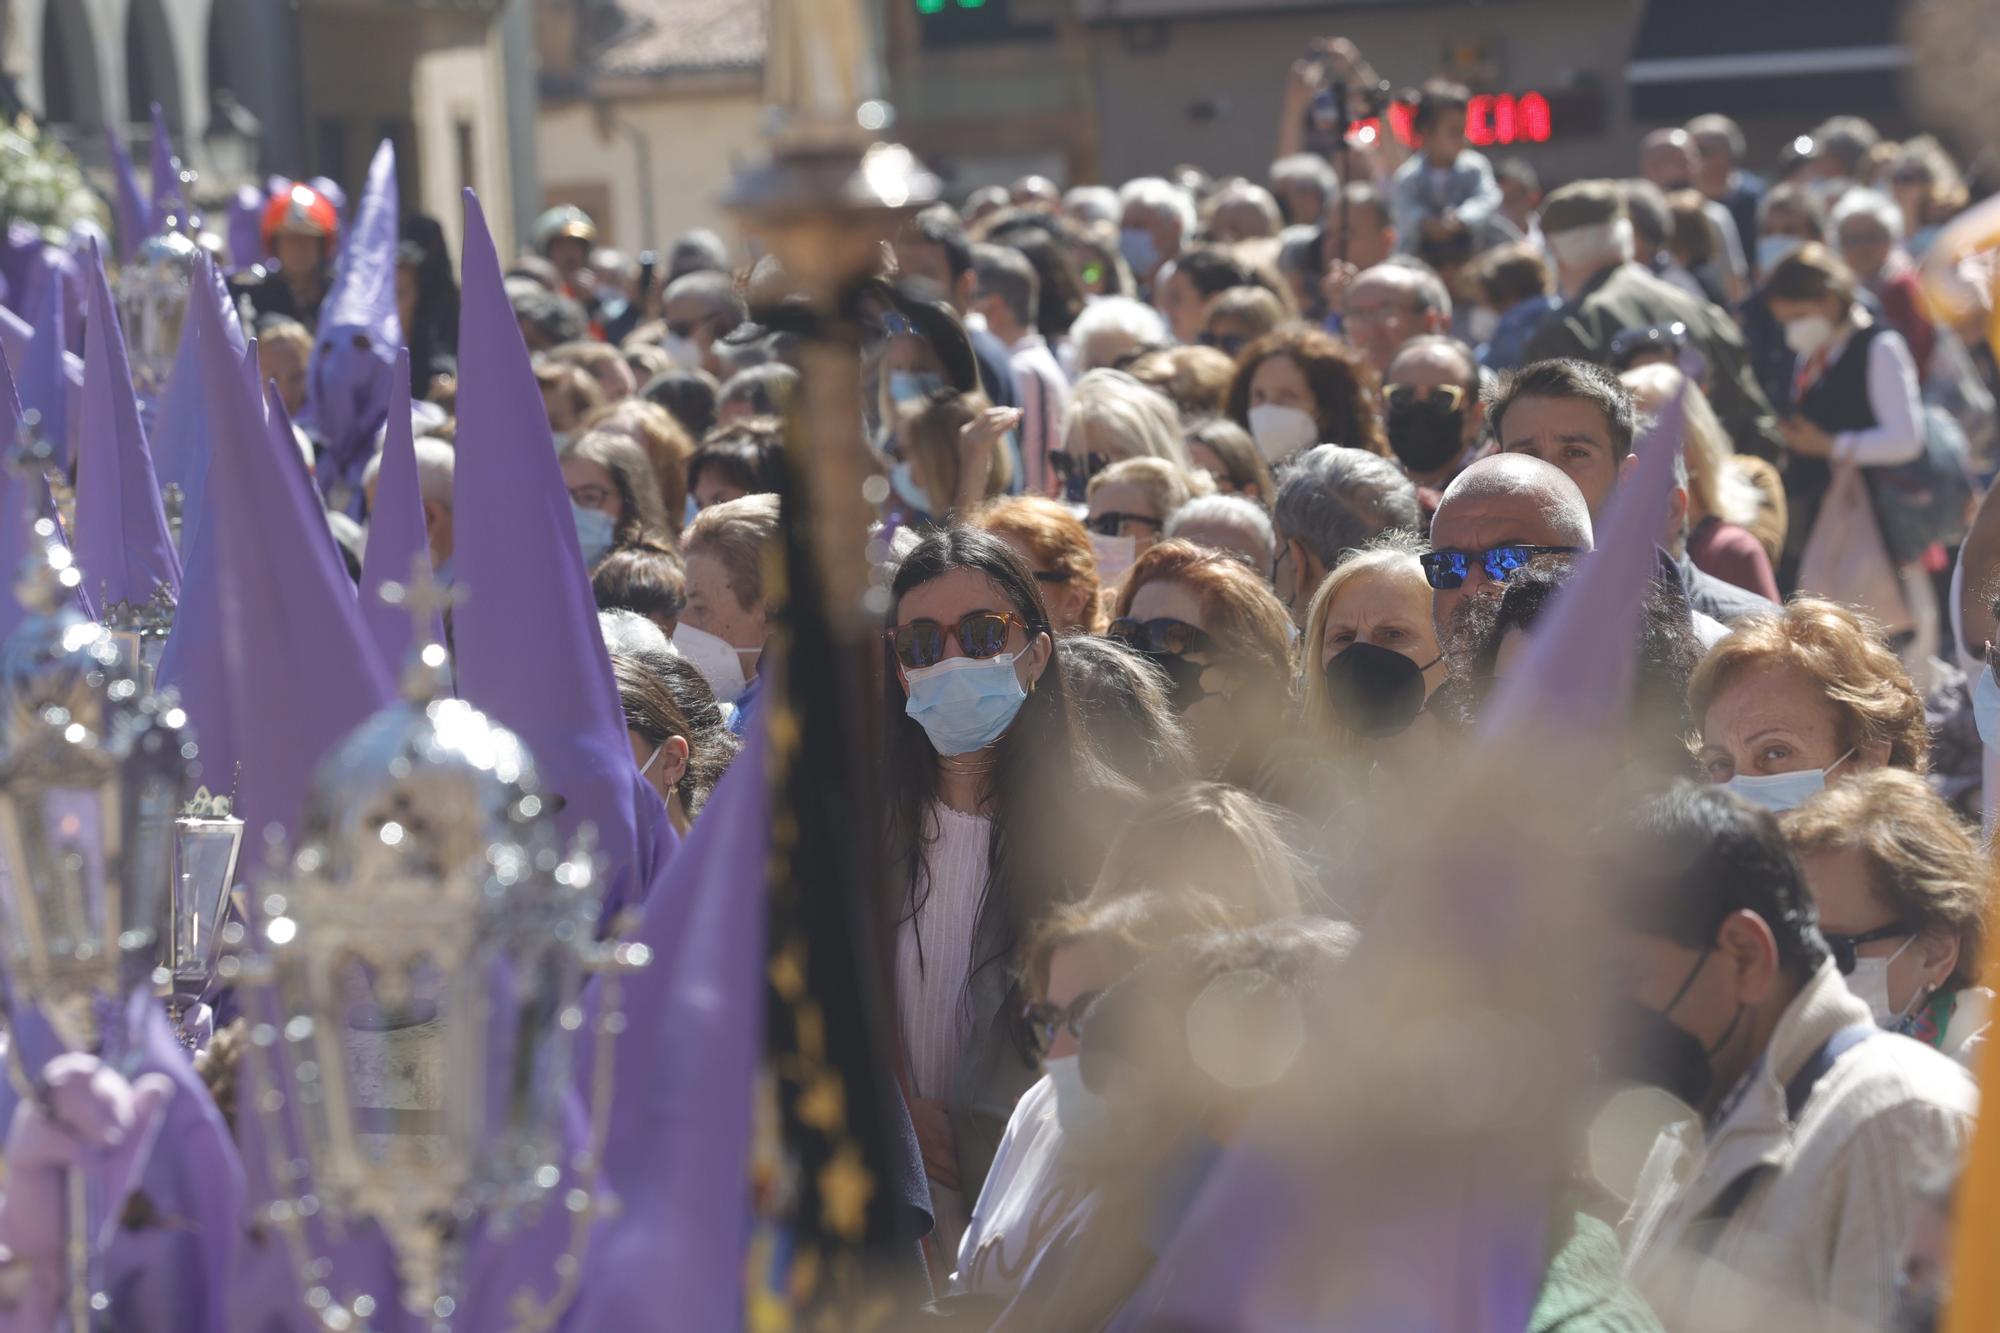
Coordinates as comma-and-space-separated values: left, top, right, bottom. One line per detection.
126, 0, 181, 131
41, 1, 104, 131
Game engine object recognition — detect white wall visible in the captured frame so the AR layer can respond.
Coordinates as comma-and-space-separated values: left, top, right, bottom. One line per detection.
536, 91, 765, 256
412, 30, 516, 261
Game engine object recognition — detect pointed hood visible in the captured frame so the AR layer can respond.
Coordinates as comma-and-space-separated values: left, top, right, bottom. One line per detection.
106, 128, 150, 265
148, 103, 185, 229
357, 349, 442, 671
19, 261, 72, 469
0, 342, 35, 647
573, 717, 767, 1329
451, 188, 663, 921
304, 139, 401, 512
151, 251, 244, 557
72, 241, 180, 611
201, 321, 392, 844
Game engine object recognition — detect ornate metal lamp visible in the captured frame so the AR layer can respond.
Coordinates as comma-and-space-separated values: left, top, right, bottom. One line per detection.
242, 588, 625, 1327
114, 229, 200, 410
164, 785, 243, 1043
0, 445, 192, 1329
99, 584, 177, 697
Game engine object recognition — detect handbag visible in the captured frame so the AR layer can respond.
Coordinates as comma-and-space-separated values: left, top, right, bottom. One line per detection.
1863, 405, 1977, 565
1799, 461, 1913, 635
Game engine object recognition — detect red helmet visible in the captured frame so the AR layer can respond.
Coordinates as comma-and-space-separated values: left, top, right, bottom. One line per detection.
260, 183, 341, 257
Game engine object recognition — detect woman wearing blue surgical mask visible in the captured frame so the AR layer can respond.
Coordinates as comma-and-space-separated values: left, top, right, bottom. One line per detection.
559, 429, 670, 567
1784, 769, 1991, 1067
884, 527, 1128, 1267
609, 650, 737, 838
1690, 598, 1928, 813
886, 393, 1019, 530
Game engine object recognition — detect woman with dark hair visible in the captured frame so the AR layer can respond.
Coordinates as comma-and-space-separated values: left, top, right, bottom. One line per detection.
1225, 326, 1389, 465
610, 650, 738, 836
592, 541, 686, 637
398, 215, 460, 399
884, 526, 1126, 1261
558, 429, 671, 564
687, 417, 785, 511
640, 365, 721, 441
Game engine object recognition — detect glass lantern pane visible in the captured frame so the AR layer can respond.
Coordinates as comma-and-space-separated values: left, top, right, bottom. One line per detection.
170, 820, 242, 992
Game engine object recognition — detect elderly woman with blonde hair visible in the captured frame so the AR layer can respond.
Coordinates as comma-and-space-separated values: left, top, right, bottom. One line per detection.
1298, 532, 1446, 754
1055, 369, 1193, 502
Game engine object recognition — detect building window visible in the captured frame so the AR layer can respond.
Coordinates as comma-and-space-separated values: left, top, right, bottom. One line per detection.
456, 119, 476, 196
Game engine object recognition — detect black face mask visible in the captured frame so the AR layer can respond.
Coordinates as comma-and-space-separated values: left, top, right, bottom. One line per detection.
1601, 997, 1716, 1109
1387, 396, 1467, 475
1321, 642, 1435, 739
1603, 946, 1745, 1110
1147, 651, 1212, 713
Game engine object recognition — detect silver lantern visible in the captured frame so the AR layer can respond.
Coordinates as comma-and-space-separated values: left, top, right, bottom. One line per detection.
0, 515, 191, 1333
114, 229, 200, 409
248, 639, 606, 1325
165, 786, 243, 1043
99, 583, 176, 697
0, 522, 183, 1061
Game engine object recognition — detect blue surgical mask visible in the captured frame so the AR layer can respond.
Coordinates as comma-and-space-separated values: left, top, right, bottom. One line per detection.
1120, 226, 1161, 276
889, 459, 934, 516
903, 652, 1027, 756
888, 371, 944, 406
1975, 665, 2000, 752
571, 500, 616, 566
1723, 748, 1855, 813
1757, 234, 1803, 274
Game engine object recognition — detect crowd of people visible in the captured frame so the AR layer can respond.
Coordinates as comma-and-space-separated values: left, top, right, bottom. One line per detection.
9, 28, 2000, 1333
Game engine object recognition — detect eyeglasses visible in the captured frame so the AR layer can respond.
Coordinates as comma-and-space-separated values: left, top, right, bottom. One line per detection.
1051, 452, 1111, 483
1022, 988, 1105, 1058
1107, 616, 1214, 656
1383, 382, 1468, 412
1609, 321, 1690, 369
1086, 511, 1163, 538
1419, 544, 1578, 591
1200, 331, 1249, 358
568, 485, 613, 510
1823, 922, 1915, 976
887, 610, 1031, 670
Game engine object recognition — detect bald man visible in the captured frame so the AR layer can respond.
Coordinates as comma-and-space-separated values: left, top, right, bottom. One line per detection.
1427, 453, 1593, 642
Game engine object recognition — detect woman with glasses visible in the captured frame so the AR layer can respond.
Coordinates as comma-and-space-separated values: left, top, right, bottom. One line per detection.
1085, 457, 1202, 585
972, 495, 1108, 634
950, 784, 1300, 1308
1784, 769, 1991, 1066
1689, 598, 1928, 813
1111, 539, 1295, 787
1055, 370, 1192, 504
883, 526, 1128, 1264
557, 428, 671, 567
